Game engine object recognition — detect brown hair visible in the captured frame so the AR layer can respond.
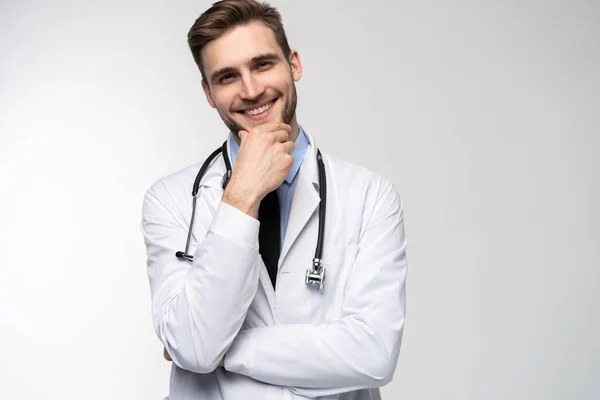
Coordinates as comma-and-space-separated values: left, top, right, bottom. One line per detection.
188, 0, 292, 82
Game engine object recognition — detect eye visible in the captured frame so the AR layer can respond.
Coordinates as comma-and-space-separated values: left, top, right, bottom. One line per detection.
219, 73, 236, 84
256, 61, 273, 70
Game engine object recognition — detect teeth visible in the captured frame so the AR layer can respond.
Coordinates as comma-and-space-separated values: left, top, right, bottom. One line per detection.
245, 101, 274, 116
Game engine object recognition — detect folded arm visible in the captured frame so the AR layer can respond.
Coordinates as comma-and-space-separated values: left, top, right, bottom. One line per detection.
142, 183, 261, 374
224, 179, 408, 397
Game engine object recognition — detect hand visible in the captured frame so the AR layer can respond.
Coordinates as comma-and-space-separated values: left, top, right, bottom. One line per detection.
222, 122, 294, 217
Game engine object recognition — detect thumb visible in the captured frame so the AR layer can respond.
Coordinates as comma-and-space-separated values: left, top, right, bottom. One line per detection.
238, 130, 248, 142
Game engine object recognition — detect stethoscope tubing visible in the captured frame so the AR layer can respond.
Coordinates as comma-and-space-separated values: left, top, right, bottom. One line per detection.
176, 139, 327, 290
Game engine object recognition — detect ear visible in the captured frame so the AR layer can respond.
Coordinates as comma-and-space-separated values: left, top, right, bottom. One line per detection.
202, 80, 217, 109
288, 50, 303, 82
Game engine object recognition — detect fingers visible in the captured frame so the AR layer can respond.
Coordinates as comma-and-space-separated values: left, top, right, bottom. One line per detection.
256, 121, 291, 133
238, 127, 291, 145
240, 129, 293, 152
163, 347, 172, 361
278, 123, 292, 133
282, 140, 295, 154
271, 129, 291, 143
239, 123, 291, 139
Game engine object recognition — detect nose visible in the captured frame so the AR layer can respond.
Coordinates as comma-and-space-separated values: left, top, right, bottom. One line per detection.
239, 72, 264, 100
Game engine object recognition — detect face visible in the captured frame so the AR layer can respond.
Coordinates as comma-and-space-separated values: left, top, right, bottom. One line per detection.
200, 22, 302, 137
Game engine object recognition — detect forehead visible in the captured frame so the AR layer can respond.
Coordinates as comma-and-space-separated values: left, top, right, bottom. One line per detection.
201, 21, 283, 75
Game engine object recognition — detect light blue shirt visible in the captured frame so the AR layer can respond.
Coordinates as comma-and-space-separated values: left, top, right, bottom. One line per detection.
228, 126, 310, 250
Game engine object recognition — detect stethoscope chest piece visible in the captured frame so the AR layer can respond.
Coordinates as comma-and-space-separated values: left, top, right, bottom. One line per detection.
305, 258, 325, 292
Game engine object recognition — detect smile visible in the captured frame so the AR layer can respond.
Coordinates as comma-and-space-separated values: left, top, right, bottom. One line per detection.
242, 99, 276, 116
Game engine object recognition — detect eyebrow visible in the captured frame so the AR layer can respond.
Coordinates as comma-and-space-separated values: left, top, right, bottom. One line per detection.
209, 52, 282, 84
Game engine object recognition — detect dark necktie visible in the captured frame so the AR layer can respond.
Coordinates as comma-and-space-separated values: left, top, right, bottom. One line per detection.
258, 190, 281, 289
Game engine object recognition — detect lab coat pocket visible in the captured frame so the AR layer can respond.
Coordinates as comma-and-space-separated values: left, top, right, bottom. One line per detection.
276, 245, 359, 324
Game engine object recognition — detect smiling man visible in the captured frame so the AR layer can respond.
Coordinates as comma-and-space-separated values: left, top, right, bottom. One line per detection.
201, 29, 299, 141
141, 1, 408, 399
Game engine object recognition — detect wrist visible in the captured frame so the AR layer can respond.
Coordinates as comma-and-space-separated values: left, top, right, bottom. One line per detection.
222, 186, 260, 218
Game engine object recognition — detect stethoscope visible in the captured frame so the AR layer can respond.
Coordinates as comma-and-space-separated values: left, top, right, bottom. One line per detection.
175, 140, 328, 292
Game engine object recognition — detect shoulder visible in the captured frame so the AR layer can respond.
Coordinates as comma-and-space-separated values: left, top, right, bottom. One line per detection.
317, 151, 403, 244
321, 151, 399, 202
145, 163, 202, 203
143, 148, 227, 218
140, 163, 202, 225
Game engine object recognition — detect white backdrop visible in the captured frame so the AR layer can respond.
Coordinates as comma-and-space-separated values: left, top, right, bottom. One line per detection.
1, 0, 598, 399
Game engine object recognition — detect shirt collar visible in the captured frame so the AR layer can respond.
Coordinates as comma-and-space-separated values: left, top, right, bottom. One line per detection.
228, 125, 309, 185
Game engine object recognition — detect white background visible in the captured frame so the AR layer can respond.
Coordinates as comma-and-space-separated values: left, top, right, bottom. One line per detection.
1, 0, 599, 399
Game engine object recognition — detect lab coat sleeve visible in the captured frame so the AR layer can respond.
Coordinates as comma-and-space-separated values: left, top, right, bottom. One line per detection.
141, 183, 261, 374
224, 178, 408, 396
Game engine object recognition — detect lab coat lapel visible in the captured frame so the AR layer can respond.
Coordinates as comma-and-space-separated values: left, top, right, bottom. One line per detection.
190, 132, 321, 317
279, 131, 320, 267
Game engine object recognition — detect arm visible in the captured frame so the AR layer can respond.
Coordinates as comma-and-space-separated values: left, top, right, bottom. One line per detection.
142, 183, 260, 374
144, 123, 296, 373
224, 178, 408, 397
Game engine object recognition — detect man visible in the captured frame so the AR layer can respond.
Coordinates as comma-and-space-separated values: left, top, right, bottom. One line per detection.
141, 0, 408, 399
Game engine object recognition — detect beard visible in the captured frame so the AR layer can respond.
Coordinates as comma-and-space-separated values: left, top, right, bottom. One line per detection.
217, 82, 298, 139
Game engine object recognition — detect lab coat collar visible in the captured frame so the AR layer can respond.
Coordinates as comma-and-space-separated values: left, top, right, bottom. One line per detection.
297, 127, 320, 188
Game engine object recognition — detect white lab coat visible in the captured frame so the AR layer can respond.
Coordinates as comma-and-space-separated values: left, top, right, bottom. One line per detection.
141, 129, 408, 400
